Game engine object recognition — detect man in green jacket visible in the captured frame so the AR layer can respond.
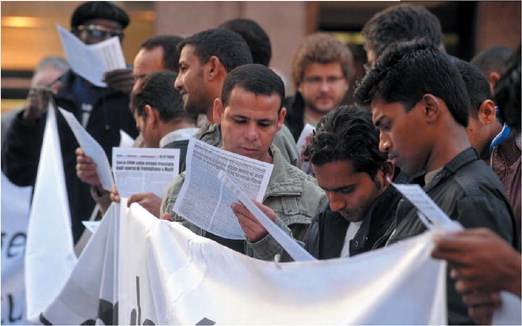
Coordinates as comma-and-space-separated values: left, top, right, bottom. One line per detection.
161, 64, 326, 259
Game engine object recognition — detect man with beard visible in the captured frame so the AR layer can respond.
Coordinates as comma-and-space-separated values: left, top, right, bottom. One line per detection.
285, 33, 351, 142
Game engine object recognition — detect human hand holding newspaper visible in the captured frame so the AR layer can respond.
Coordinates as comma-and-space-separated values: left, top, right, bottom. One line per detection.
231, 200, 278, 242
218, 171, 316, 262
59, 108, 114, 191
391, 182, 521, 325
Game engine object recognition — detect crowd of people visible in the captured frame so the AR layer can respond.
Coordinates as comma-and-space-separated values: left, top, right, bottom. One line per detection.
1, 1, 520, 324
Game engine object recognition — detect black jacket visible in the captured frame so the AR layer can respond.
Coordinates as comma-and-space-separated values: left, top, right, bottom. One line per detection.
388, 148, 517, 325
304, 186, 401, 259
284, 93, 306, 142
162, 139, 189, 173
2, 71, 138, 243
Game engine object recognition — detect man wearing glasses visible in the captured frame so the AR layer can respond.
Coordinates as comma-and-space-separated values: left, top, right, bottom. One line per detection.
2, 1, 138, 244
284, 33, 352, 143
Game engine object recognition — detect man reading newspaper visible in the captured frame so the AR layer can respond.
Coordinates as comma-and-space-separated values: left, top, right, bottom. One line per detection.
354, 39, 516, 325
161, 64, 326, 259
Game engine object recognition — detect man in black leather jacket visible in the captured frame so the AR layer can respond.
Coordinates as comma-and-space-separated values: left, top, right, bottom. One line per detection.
304, 105, 400, 259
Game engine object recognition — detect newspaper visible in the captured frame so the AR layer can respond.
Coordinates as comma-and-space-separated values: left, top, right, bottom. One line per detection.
57, 25, 126, 87
218, 171, 316, 261
112, 147, 180, 198
58, 107, 114, 191
173, 139, 273, 239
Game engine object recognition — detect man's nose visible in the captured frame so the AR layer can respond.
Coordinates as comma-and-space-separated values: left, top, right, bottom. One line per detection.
328, 192, 346, 212
245, 124, 260, 142
174, 75, 182, 90
379, 133, 391, 153
319, 79, 330, 92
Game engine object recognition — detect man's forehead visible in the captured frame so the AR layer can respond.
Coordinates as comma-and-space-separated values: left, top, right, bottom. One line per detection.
135, 47, 164, 67
371, 99, 408, 122
228, 87, 281, 109
180, 45, 200, 63
304, 61, 343, 72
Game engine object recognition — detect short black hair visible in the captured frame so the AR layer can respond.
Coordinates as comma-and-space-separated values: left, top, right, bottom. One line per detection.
453, 58, 492, 118
362, 4, 443, 59
71, 1, 129, 29
221, 64, 284, 109
355, 39, 470, 127
220, 18, 272, 66
310, 105, 387, 178
494, 46, 521, 132
177, 28, 253, 72
141, 35, 183, 72
471, 46, 513, 75
133, 71, 196, 123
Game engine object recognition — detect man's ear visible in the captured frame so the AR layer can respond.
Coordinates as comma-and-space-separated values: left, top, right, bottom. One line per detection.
422, 94, 442, 123
206, 56, 223, 81
478, 99, 497, 125
375, 160, 394, 190
144, 105, 159, 126
277, 107, 287, 130
213, 98, 225, 125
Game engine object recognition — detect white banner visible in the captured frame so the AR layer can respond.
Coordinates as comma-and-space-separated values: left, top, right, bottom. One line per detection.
24, 105, 77, 322
119, 202, 448, 324
40, 204, 119, 325
1, 174, 32, 324
26, 199, 522, 325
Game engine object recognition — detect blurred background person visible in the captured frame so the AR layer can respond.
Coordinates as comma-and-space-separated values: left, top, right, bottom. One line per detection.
2, 1, 138, 243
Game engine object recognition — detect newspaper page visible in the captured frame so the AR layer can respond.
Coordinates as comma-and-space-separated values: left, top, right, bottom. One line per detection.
57, 25, 125, 87
173, 139, 273, 239
392, 183, 462, 231
218, 171, 315, 261
58, 107, 114, 191
112, 147, 180, 198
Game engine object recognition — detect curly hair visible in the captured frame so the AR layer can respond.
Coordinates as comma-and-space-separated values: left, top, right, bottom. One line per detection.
291, 33, 352, 87
309, 105, 387, 178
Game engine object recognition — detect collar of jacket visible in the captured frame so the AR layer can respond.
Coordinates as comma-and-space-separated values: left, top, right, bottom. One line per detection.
55, 70, 123, 103
316, 185, 399, 258
351, 185, 401, 254
424, 147, 479, 192
197, 123, 222, 147
265, 145, 304, 197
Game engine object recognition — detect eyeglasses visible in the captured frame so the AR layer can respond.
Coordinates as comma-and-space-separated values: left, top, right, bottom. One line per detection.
73, 24, 123, 41
303, 76, 346, 86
